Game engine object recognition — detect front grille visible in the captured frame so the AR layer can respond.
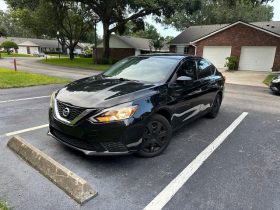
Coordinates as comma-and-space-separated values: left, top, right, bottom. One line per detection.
56, 100, 86, 121
100, 142, 127, 152
51, 127, 97, 151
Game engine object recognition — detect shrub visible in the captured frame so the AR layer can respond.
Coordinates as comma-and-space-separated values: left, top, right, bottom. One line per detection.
0, 200, 10, 210
225, 56, 238, 71
0, 41, 18, 55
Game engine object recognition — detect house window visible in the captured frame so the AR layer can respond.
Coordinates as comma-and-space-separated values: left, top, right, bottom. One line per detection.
184, 47, 187, 54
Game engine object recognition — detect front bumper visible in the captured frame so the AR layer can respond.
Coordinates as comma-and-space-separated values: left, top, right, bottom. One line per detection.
47, 130, 130, 155
48, 108, 145, 155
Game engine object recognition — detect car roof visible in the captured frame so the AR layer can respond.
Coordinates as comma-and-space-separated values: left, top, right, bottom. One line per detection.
136, 53, 199, 60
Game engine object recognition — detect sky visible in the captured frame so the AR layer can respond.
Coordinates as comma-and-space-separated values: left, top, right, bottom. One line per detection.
0, 0, 279, 37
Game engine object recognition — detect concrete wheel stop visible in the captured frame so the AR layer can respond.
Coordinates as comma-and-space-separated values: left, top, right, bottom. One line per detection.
7, 135, 97, 205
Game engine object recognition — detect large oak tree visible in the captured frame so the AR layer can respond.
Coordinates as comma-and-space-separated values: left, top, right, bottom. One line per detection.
76, 0, 201, 63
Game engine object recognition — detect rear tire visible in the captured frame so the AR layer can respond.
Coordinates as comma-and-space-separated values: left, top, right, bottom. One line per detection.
206, 94, 222, 118
137, 114, 172, 158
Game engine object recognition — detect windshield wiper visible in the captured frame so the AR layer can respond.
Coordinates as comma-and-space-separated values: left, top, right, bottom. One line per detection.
102, 76, 140, 82
118, 78, 130, 81
118, 78, 141, 82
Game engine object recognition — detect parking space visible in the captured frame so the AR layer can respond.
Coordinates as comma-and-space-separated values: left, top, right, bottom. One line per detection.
0, 83, 279, 209
164, 113, 280, 210
0, 85, 64, 134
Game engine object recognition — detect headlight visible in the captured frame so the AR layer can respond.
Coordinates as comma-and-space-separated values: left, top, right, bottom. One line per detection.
90, 105, 138, 123
50, 91, 56, 108
272, 78, 280, 83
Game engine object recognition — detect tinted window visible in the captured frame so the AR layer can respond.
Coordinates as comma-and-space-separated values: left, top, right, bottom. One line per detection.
103, 57, 179, 83
176, 59, 197, 80
198, 59, 212, 78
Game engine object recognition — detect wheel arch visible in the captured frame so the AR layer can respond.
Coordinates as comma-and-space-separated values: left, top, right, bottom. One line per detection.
155, 108, 172, 123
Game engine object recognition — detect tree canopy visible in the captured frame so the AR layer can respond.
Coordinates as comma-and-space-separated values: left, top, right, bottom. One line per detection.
6, 0, 94, 60
0, 10, 32, 37
163, 0, 274, 30
121, 22, 161, 40
4, 0, 275, 63
76, 0, 201, 62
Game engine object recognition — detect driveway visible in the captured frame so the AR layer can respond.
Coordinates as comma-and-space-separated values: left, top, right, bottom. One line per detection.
0, 84, 280, 210
220, 70, 268, 87
0, 57, 99, 80
0, 57, 271, 87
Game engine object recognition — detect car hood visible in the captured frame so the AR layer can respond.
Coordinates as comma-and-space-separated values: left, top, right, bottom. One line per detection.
56, 76, 158, 108
272, 75, 280, 82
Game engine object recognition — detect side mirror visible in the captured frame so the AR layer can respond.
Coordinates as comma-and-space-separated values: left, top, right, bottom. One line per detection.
176, 76, 193, 85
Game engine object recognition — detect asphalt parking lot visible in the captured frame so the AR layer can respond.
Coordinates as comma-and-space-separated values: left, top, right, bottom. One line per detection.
0, 83, 280, 210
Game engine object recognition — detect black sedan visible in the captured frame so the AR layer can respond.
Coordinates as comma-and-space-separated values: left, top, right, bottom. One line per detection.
48, 54, 225, 157
270, 74, 280, 94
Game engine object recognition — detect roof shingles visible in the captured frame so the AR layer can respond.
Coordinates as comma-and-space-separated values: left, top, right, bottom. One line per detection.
170, 21, 280, 45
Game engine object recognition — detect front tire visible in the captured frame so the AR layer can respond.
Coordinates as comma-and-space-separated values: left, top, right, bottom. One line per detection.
137, 114, 172, 158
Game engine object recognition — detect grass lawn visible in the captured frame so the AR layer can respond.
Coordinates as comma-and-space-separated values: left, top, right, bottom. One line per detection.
0, 68, 70, 89
46, 54, 69, 57
0, 200, 9, 210
263, 74, 278, 86
0, 53, 33, 57
39, 58, 111, 71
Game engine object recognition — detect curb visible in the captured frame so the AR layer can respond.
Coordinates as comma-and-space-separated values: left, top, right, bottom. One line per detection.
7, 135, 97, 204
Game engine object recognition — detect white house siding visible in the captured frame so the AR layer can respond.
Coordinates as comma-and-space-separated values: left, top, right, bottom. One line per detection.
66, 48, 82, 55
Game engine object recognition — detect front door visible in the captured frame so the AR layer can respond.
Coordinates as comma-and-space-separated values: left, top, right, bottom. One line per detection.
168, 59, 203, 128
196, 58, 217, 107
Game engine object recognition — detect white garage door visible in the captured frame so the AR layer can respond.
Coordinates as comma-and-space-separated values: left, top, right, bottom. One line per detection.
203, 46, 232, 69
176, 46, 185, 54
239, 46, 276, 71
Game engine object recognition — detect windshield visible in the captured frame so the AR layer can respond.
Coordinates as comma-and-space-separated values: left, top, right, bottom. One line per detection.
103, 57, 179, 83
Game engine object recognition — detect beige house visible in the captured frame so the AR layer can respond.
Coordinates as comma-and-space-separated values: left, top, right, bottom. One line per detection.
17, 41, 40, 54
0, 37, 90, 55
96, 35, 169, 62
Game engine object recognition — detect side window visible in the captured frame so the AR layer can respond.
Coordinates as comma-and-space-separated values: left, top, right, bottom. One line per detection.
176, 60, 197, 80
198, 59, 212, 78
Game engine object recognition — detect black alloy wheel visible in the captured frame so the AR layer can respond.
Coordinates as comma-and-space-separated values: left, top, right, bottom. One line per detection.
137, 114, 172, 157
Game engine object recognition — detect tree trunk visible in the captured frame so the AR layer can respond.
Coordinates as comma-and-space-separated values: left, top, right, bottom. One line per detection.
69, 47, 75, 60
102, 22, 111, 64
59, 39, 67, 54
69, 48, 75, 61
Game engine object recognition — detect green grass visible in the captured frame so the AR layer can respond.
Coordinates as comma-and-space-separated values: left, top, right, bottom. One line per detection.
263, 74, 278, 86
0, 200, 9, 210
46, 54, 69, 57
0, 52, 33, 57
0, 68, 70, 89
39, 58, 111, 71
